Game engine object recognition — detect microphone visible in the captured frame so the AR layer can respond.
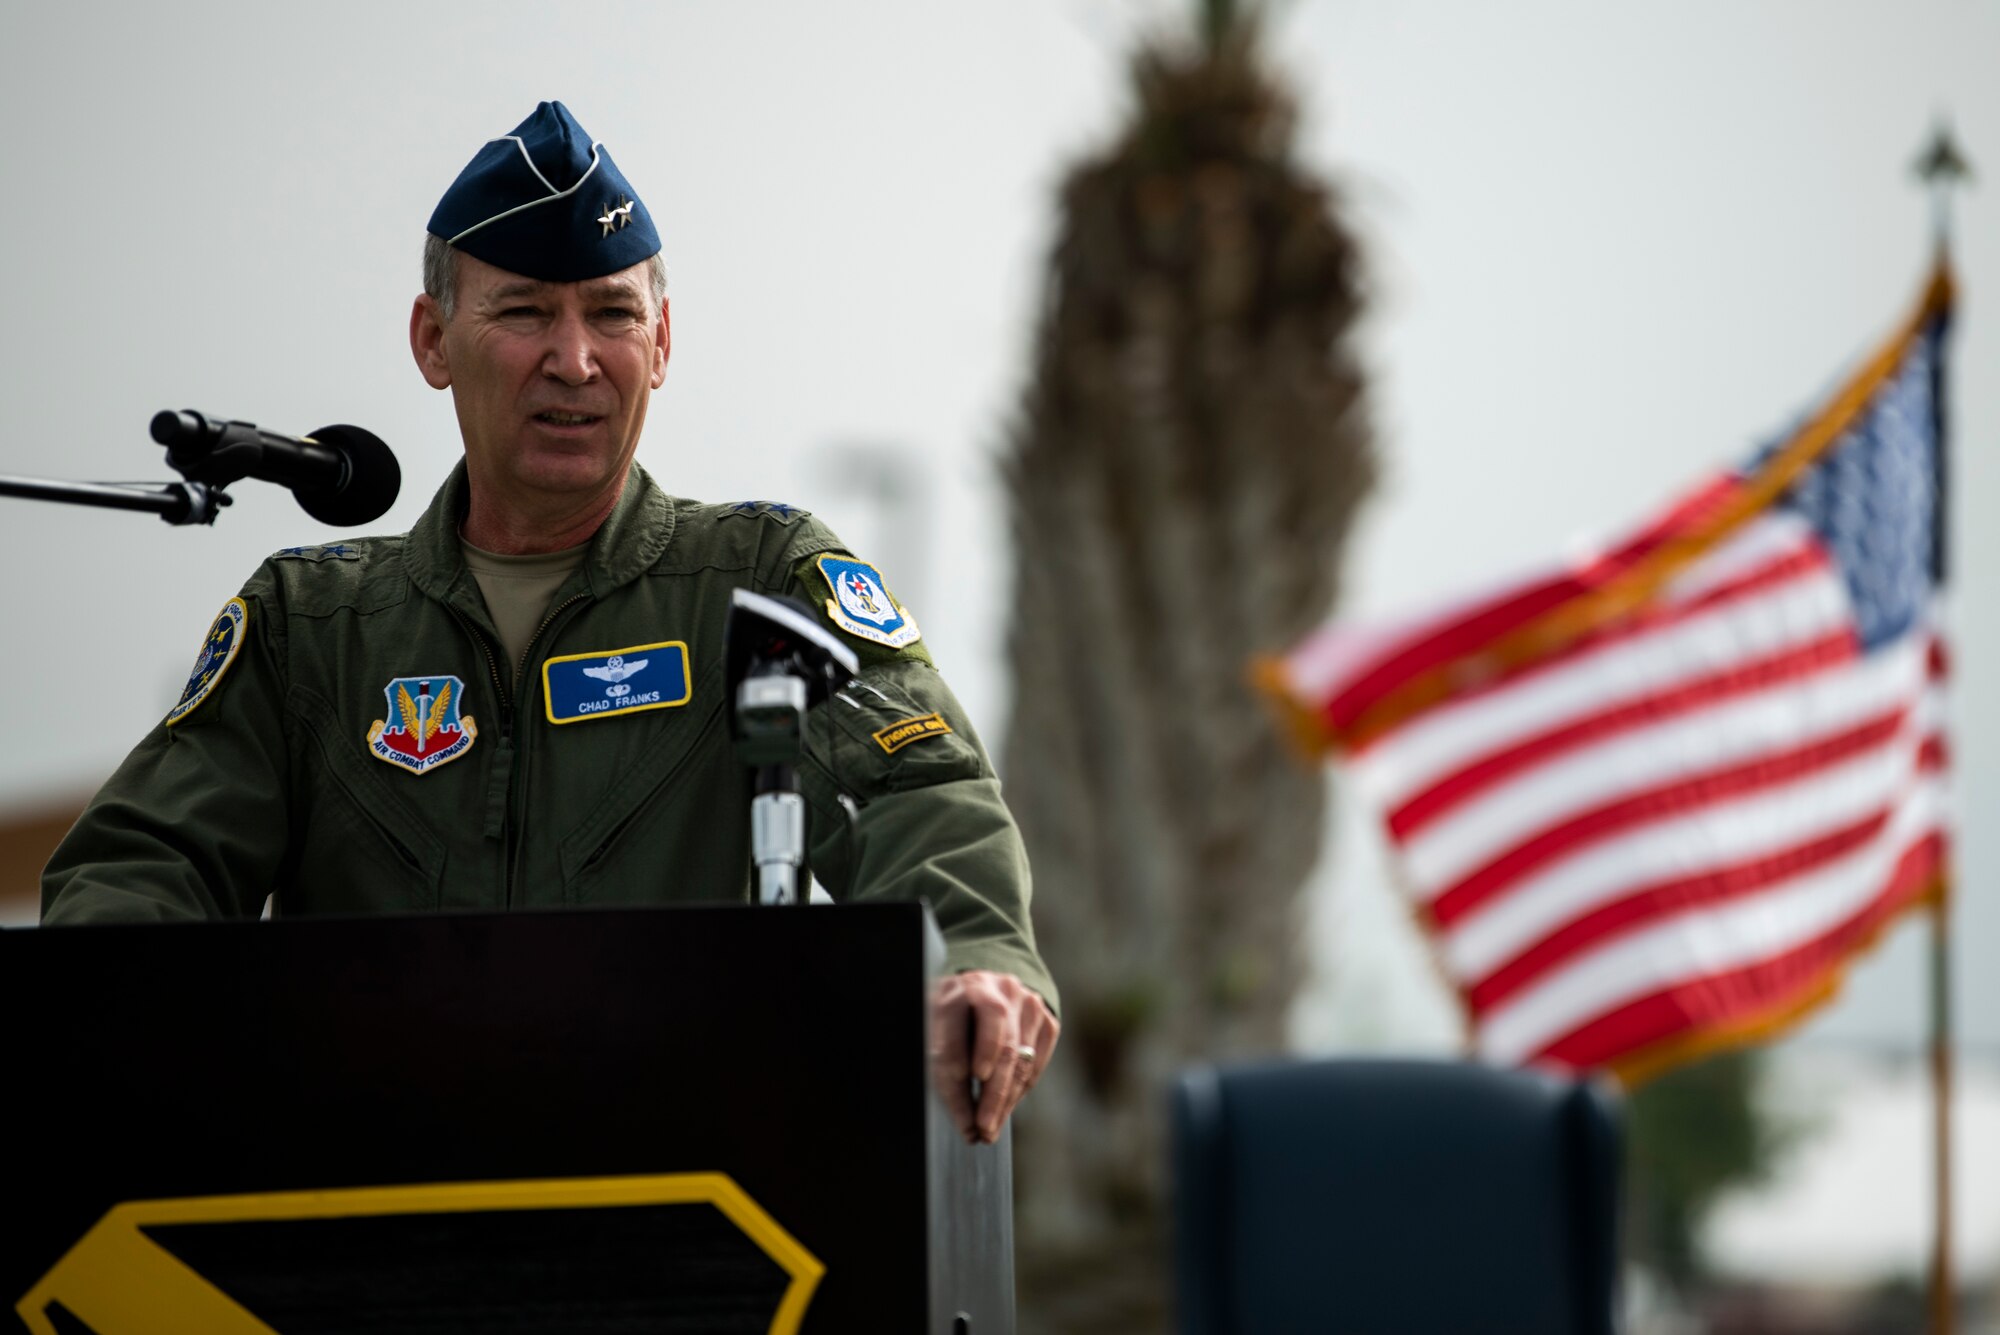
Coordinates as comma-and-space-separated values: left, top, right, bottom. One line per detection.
149, 409, 401, 527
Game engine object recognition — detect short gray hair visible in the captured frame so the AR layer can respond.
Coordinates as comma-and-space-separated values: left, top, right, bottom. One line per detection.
421, 233, 669, 321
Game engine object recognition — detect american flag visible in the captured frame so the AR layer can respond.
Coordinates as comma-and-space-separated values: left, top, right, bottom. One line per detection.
1263, 263, 1953, 1083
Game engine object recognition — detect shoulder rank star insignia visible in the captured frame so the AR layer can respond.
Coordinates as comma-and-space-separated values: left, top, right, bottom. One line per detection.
272, 544, 360, 562
166, 598, 248, 726
366, 675, 477, 775
598, 197, 635, 237
725, 500, 799, 519
815, 555, 921, 649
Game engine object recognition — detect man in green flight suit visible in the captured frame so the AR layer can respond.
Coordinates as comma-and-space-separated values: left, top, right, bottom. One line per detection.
41, 100, 1056, 1146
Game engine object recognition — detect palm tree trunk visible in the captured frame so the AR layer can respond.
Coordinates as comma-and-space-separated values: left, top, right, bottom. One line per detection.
999, 19, 1375, 1329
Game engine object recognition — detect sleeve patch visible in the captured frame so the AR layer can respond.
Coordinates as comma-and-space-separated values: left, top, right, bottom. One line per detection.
816, 555, 921, 649
166, 598, 248, 726
872, 713, 953, 754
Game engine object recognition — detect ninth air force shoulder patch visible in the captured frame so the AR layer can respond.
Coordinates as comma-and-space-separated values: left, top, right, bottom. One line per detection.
816, 556, 920, 650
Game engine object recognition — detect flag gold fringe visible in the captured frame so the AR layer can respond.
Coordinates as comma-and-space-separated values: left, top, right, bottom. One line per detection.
1249, 655, 1338, 760
1607, 870, 1947, 1089
1331, 260, 1955, 752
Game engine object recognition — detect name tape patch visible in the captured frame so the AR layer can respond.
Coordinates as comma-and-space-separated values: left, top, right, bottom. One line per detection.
543, 641, 692, 725
166, 598, 248, 727
873, 712, 953, 755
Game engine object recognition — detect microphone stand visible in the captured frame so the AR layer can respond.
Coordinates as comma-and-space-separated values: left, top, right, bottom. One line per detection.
740, 664, 811, 906
0, 474, 230, 525
724, 589, 861, 907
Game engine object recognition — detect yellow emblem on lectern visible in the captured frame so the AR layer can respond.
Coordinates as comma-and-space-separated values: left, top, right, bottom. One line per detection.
15, 1173, 823, 1335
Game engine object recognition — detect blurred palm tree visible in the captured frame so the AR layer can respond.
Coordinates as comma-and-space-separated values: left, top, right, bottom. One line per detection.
999, 3, 1373, 1325
1625, 1050, 1805, 1295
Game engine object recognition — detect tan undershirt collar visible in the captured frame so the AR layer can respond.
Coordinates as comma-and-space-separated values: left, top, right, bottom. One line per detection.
461, 536, 590, 684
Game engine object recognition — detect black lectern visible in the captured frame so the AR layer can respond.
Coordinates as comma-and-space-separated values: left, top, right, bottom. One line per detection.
2, 904, 1012, 1334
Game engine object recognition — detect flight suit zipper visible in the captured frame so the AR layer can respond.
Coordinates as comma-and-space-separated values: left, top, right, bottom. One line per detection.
447, 608, 516, 859
517, 593, 590, 689
457, 611, 511, 733
501, 592, 591, 906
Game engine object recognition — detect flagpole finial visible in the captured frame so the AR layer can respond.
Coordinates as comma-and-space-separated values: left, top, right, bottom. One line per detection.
1912, 117, 1974, 255
1912, 117, 1974, 186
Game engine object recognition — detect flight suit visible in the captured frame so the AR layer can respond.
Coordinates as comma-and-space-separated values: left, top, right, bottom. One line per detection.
41, 460, 1055, 1010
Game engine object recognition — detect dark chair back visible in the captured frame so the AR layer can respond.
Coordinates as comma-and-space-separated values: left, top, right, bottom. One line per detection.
1172, 1057, 1621, 1335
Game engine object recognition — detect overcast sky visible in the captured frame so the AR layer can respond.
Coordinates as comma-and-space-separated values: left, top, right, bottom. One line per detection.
1, 1, 1994, 1057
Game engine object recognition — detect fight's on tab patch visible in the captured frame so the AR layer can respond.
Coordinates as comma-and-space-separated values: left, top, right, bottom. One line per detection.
542, 640, 692, 725
366, 675, 477, 775
816, 556, 920, 650
873, 713, 952, 755
166, 598, 248, 727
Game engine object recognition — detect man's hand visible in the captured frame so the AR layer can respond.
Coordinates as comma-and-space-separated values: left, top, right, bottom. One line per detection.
931, 969, 1059, 1145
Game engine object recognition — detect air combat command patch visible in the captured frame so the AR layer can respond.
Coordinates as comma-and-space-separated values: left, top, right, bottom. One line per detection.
166, 598, 248, 727
366, 675, 477, 775
816, 556, 921, 650
542, 641, 692, 725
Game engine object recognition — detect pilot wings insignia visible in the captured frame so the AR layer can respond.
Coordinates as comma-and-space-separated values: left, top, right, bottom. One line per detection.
368, 674, 477, 776
582, 655, 648, 684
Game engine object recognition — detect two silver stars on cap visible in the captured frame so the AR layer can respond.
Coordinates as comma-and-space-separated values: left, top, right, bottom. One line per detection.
597, 197, 636, 237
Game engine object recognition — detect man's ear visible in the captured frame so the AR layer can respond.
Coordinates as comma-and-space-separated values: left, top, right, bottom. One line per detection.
410, 295, 453, 390
652, 297, 671, 390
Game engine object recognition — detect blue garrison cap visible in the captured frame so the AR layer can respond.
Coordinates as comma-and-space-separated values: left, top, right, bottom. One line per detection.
427, 101, 661, 283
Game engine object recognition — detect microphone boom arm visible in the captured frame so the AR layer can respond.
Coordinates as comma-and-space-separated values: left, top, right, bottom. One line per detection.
0, 473, 228, 525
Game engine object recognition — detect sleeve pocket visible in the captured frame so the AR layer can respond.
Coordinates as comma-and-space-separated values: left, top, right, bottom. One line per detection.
810, 665, 986, 800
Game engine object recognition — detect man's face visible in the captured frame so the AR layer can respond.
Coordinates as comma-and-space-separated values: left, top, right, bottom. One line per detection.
411, 252, 669, 506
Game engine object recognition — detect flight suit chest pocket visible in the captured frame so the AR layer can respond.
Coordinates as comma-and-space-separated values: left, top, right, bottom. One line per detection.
555, 660, 729, 887
286, 685, 447, 909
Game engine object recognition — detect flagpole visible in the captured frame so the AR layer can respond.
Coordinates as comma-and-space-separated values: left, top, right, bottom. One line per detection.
1912, 117, 1969, 1335
1928, 902, 1954, 1335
